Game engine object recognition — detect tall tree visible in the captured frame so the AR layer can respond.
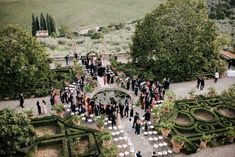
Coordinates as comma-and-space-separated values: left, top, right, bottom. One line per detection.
0, 25, 51, 96
31, 13, 36, 36
49, 15, 56, 34
46, 14, 51, 35
131, 0, 221, 82
40, 13, 47, 30
35, 16, 40, 32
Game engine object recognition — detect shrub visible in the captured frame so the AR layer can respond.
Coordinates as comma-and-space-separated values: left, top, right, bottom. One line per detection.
0, 108, 35, 156
91, 32, 103, 39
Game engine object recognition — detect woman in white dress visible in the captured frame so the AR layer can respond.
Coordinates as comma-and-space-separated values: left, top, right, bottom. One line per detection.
42, 100, 48, 114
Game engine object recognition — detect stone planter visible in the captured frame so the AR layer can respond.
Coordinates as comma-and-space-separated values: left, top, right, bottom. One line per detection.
161, 128, 171, 137
172, 140, 184, 153
200, 140, 207, 149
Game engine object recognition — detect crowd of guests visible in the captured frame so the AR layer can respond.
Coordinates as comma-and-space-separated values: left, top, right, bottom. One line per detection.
118, 77, 171, 110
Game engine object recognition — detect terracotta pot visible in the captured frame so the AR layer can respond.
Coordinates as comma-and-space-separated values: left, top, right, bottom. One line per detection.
228, 136, 235, 143
172, 140, 184, 153
163, 107, 169, 113
200, 140, 207, 149
103, 140, 112, 146
57, 111, 64, 118
153, 118, 160, 125
96, 125, 104, 131
161, 128, 171, 137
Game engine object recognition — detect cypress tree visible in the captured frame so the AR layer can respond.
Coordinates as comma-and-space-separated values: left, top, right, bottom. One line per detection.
46, 14, 51, 35
49, 15, 56, 34
35, 16, 40, 32
40, 13, 47, 30
31, 14, 36, 36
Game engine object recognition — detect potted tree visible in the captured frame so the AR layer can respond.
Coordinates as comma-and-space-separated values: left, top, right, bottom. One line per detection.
162, 100, 174, 113
54, 104, 64, 118
151, 107, 161, 124
171, 135, 187, 153
102, 133, 112, 146
159, 121, 174, 137
72, 115, 81, 126
188, 88, 196, 99
165, 90, 175, 102
200, 134, 214, 149
226, 127, 235, 143
95, 115, 105, 131
207, 86, 217, 97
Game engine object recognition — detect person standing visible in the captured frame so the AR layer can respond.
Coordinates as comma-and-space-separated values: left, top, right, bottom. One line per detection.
116, 113, 121, 127
124, 104, 129, 117
119, 103, 124, 118
134, 82, 139, 96
41, 100, 48, 114
126, 79, 130, 90
107, 72, 110, 84
130, 105, 134, 118
143, 109, 151, 121
131, 78, 136, 91
36, 101, 41, 115
110, 73, 115, 84
136, 151, 142, 157
133, 112, 139, 128
135, 119, 141, 134
103, 74, 107, 86
111, 112, 116, 127
65, 55, 69, 65
214, 72, 219, 83
196, 76, 201, 89
200, 77, 205, 90
19, 93, 24, 108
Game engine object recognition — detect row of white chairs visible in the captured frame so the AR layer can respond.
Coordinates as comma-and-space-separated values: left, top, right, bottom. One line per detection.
155, 150, 173, 156
111, 130, 124, 136
143, 131, 158, 135
118, 149, 135, 157
113, 136, 128, 142
153, 142, 168, 148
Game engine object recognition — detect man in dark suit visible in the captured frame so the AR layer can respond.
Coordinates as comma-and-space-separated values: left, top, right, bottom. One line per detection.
19, 93, 24, 108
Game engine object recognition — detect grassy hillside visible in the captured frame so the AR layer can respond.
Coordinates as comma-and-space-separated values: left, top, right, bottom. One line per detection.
0, 0, 165, 30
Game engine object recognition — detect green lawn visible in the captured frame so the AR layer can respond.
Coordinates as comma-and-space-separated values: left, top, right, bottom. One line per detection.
0, 0, 165, 30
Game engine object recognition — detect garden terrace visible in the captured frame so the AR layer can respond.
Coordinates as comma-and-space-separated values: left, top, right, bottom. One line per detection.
159, 96, 235, 154
18, 116, 101, 157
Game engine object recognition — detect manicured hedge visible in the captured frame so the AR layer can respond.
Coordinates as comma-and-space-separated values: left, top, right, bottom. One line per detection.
24, 116, 101, 157
162, 96, 235, 154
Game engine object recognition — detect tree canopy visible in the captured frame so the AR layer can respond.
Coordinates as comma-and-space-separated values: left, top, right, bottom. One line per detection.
131, 0, 221, 81
0, 108, 35, 156
0, 25, 51, 97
